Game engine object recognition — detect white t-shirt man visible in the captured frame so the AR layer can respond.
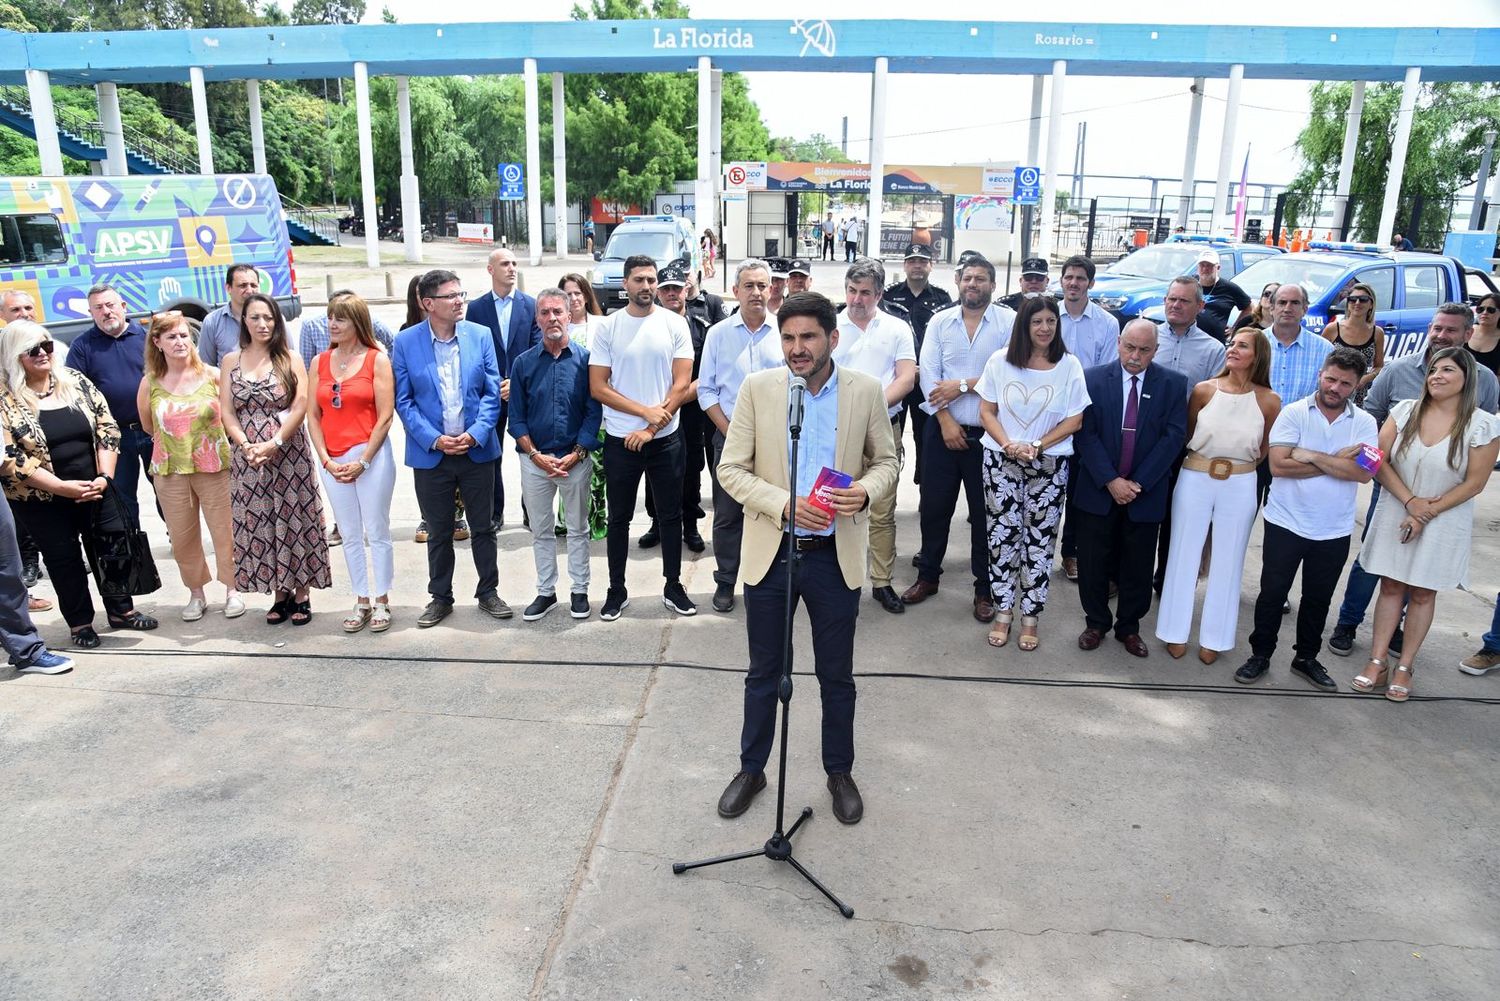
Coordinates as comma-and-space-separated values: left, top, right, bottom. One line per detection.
588, 307, 694, 436
833, 310, 916, 418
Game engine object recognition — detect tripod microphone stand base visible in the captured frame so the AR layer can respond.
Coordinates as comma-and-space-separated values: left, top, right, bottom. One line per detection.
672, 806, 855, 918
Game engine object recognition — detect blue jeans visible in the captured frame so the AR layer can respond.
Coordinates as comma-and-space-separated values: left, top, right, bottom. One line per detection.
1335, 485, 1382, 629
1483, 594, 1500, 653
113, 424, 156, 526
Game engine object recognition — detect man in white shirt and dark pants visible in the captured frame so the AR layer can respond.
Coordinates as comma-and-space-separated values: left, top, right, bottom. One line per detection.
835, 258, 917, 613
589, 255, 697, 621
1235, 348, 1378, 690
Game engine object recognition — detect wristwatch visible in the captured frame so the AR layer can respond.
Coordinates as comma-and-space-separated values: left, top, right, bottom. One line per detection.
1031, 439, 1043, 450
958, 378, 969, 394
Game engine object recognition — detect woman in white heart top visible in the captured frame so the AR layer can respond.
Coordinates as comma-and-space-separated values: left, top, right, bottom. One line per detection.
976, 296, 1089, 652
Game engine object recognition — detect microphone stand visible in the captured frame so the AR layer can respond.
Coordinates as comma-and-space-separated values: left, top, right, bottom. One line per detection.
672, 377, 853, 919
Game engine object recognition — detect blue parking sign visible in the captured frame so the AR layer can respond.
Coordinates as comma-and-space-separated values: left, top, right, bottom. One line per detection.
1014, 165, 1041, 206
498, 162, 525, 201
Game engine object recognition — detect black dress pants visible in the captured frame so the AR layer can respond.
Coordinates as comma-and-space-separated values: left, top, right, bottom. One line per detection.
604, 430, 685, 590
1248, 522, 1350, 662
414, 454, 498, 603
914, 421, 987, 597
12, 497, 131, 628
1076, 505, 1159, 638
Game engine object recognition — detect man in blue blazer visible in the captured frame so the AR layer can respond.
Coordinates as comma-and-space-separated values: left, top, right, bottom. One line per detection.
392, 269, 511, 628
463, 247, 541, 532
1072, 318, 1188, 658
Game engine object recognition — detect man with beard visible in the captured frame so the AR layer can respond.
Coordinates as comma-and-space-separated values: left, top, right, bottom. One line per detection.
1236, 349, 1378, 690
883, 243, 953, 486
198, 264, 261, 366
899, 256, 1014, 620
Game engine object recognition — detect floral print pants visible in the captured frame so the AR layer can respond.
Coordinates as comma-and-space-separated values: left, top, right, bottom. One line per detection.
982, 450, 1069, 616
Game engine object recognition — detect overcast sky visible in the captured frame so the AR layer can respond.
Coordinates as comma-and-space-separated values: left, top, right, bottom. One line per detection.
372, 2, 1500, 192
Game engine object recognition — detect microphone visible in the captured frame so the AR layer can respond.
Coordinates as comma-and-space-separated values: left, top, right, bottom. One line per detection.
787, 375, 808, 437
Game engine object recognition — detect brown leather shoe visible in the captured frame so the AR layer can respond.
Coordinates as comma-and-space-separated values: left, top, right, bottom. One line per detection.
972, 595, 996, 623
900, 579, 939, 605
716, 770, 766, 818
1078, 627, 1104, 650
1118, 634, 1149, 658
1063, 557, 1079, 581
827, 772, 863, 824
1165, 642, 1188, 659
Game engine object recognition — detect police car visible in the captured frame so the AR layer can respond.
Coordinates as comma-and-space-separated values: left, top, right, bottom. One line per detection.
588, 214, 702, 313
1077, 234, 1282, 323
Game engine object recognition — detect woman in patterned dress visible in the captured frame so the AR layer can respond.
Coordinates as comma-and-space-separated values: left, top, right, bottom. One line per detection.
218, 293, 331, 625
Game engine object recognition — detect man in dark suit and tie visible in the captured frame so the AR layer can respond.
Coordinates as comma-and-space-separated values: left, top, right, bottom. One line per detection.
1072, 319, 1189, 658
463, 247, 541, 533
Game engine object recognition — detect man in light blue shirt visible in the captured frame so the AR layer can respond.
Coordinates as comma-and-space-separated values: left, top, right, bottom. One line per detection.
198, 264, 260, 366
698, 259, 782, 611
901, 255, 1014, 620
1058, 255, 1121, 369
1262, 283, 1332, 405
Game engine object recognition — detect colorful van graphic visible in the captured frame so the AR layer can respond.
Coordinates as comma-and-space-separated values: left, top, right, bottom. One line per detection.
0, 173, 301, 341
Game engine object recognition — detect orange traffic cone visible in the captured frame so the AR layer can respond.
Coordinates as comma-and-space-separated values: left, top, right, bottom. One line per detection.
1278, 228, 1290, 249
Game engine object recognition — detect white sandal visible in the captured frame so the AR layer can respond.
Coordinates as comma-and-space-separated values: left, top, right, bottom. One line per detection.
343, 603, 372, 633
369, 602, 392, 633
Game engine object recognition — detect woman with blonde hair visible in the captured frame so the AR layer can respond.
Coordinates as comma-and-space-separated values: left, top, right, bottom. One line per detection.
220, 293, 331, 625
136, 311, 242, 621
1321, 281, 1383, 406
0, 320, 157, 647
1155, 327, 1281, 663
306, 292, 397, 633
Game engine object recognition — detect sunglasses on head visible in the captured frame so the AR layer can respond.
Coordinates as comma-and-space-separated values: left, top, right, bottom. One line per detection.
24, 340, 54, 359
1346, 295, 1373, 304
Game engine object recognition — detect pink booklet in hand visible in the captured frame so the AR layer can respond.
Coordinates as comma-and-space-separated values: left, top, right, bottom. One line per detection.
1355, 444, 1382, 475
806, 466, 853, 518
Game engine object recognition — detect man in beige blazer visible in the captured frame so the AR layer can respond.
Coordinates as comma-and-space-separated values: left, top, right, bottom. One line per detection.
714, 292, 900, 825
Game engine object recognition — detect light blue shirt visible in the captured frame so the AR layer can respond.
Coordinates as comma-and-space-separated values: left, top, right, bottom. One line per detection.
697, 314, 781, 421
1156, 321, 1226, 397
1264, 325, 1333, 405
793, 367, 840, 537
496, 292, 515, 347
919, 304, 1011, 427
198, 306, 243, 367
431, 331, 465, 437
1061, 299, 1122, 369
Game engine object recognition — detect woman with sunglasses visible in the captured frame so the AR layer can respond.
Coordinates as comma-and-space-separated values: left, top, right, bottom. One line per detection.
0, 321, 158, 648
306, 293, 397, 633
1230, 282, 1279, 334
1321, 282, 1383, 407
1467, 292, 1500, 378
137, 311, 242, 621
219, 293, 331, 625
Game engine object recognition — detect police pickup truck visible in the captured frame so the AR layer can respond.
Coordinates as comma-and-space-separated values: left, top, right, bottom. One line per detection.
1072, 234, 1282, 323
1225, 241, 1500, 360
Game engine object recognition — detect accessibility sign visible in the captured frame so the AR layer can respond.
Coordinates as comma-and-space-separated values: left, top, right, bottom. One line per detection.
1013, 165, 1041, 206
498, 162, 525, 201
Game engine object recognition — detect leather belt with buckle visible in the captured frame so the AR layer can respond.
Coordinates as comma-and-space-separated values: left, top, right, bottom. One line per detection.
793, 533, 836, 551
1181, 453, 1259, 480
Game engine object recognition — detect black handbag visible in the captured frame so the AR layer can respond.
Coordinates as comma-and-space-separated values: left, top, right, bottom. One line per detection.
88, 480, 162, 598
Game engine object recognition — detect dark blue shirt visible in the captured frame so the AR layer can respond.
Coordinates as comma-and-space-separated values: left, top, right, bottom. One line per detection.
65, 320, 148, 426
507, 341, 602, 457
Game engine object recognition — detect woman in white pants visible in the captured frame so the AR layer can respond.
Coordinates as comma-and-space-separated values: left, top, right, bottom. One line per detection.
1155, 328, 1280, 663
306, 294, 397, 632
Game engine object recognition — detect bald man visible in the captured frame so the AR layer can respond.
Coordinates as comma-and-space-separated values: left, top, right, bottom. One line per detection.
466, 247, 541, 532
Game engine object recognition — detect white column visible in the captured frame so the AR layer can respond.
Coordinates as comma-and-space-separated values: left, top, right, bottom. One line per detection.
246, 79, 267, 175
1487, 153, 1500, 235
866, 57, 889, 260
95, 83, 128, 176
710, 68, 723, 242
1377, 67, 1422, 245
1174, 77, 1205, 229
524, 58, 543, 267
1469, 129, 1496, 229
1037, 60, 1066, 259
353, 61, 380, 269
695, 57, 713, 243
397, 76, 421, 264
1331, 81, 1365, 237
25, 70, 63, 177
189, 66, 214, 173
551, 72, 567, 259
1210, 64, 1244, 234
1026, 75, 1043, 167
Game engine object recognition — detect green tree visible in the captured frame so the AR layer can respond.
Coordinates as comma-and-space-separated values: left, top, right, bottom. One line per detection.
771, 133, 851, 163
0, 0, 37, 31
1285, 81, 1500, 246
289, 0, 364, 24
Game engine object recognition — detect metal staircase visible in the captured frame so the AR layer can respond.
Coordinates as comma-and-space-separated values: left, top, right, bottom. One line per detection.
0, 85, 339, 247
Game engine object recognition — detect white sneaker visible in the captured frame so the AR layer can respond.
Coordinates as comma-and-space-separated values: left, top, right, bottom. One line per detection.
181, 597, 207, 622
223, 594, 247, 619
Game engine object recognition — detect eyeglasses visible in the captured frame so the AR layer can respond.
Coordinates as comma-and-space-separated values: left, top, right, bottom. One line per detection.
1476, 305, 1499, 315
330, 382, 342, 410
426, 291, 468, 303
23, 341, 54, 359
1346, 295, 1373, 305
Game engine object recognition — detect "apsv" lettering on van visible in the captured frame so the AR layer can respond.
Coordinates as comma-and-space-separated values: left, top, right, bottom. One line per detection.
93, 225, 179, 265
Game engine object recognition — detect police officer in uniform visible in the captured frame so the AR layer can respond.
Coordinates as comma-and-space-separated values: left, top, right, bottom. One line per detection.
767, 257, 790, 315
997, 256, 1051, 312
786, 258, 813, 295
883, 243, 953, 486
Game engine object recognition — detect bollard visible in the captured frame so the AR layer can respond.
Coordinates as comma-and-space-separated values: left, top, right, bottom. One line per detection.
325, 274, 334, 299
385, 271, 395, 298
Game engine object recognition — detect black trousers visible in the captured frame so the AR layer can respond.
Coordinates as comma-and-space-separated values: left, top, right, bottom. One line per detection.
1248, 522, 1350, 662
821, 234, 835, 260
604, 430, 685, 590
644, 409, 708, 526
414, 454, 498, 603
1075, 506, 1160, 638
741, 545, 859, 775
895, 395, 929, 486
915, 420, 987, 597
1059, 461, 1080, 559
12, 497, 131, 628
